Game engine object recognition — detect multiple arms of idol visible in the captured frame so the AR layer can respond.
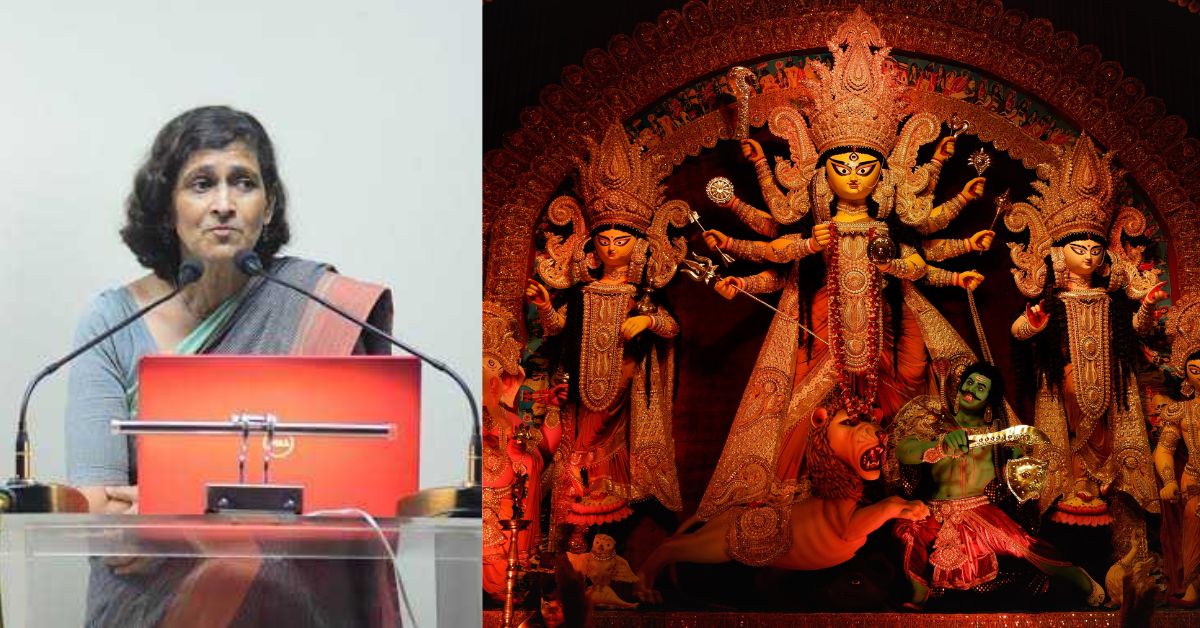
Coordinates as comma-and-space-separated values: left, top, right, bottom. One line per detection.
707, 136, 990, 294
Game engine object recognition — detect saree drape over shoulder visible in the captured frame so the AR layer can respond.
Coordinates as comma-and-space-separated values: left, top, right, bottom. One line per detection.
200, 257, 393, 357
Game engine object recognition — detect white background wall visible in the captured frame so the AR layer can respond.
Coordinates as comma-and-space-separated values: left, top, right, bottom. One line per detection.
0, 2, 481, 493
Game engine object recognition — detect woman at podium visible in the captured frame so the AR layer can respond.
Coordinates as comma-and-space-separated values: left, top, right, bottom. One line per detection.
63, 106, 395, 626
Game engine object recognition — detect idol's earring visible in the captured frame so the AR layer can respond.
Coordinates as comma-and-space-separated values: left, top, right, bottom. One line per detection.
1183, 381, 1195, 398
1050, 248, 1068, 288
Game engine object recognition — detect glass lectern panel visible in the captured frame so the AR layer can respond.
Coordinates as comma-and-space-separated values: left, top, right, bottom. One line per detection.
0, 514, 481, 627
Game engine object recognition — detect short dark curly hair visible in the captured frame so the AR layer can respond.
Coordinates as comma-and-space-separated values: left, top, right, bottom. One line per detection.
120, 105, 290, 282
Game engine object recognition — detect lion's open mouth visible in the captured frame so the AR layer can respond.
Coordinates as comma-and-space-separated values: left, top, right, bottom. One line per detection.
860, 445, 883, 471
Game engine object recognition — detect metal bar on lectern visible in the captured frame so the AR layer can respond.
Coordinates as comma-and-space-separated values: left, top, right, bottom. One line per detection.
111, 419, 393, 437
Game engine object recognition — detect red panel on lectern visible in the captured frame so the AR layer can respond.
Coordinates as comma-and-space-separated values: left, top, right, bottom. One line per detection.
136, 355, 420, 516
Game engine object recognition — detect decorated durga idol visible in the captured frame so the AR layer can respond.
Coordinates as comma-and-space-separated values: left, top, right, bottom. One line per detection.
635, 11, 1000, 598
691, 8, 992, 546
526, 124, 690, 541
1005, 135, 1165, 539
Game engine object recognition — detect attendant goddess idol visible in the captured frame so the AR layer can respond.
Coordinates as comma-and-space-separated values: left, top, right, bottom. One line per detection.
481, 301, 562, 598
525, 124, 689, 534
1006, 135, 1165, 531
1154, 291, 1200, 607
693, 8, 993, 538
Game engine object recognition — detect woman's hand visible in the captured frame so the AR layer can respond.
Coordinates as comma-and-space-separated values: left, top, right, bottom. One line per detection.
1142, 280, 1168, 308
106, 554, 160, 576
79, 484, 138, 515
105, 485, 139, 514
713, 277, 744, 300
968, 230, 995, 252
1026, 299, 1049, 329
703, 229, 731, 250
933, 136, 956, 163
620, 315, 652, 340
956, 270, 985, 291
960, 177, 986, 202
83, 485, 157, 575
525, 279, 550, 307
740, 138, 765, 162
809, 223, 833, 252
1160, 481, 1180, 502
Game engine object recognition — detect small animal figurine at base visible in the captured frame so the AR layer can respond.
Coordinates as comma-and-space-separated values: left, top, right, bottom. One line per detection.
567, 534, 640, 609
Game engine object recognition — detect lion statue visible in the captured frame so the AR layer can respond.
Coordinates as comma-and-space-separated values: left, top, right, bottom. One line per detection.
636, 408, 929, 602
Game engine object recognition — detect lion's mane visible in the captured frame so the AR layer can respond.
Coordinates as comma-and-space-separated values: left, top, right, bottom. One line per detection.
806, 420, 865, 501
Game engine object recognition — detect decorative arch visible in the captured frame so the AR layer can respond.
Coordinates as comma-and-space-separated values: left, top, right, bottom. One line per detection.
483, 0, 1200, 316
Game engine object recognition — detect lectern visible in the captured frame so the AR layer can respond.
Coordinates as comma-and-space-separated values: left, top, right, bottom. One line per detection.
0, 513, 480, 626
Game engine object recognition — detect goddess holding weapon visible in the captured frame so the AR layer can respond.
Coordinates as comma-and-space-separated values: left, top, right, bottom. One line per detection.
691, 10, 999, 550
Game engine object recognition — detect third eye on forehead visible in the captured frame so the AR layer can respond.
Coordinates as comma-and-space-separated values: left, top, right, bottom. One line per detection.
830, 157, 878, 168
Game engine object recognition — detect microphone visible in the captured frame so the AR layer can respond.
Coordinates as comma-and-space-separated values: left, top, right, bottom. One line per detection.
4, 260, 203, 512
234, 250, 482, 517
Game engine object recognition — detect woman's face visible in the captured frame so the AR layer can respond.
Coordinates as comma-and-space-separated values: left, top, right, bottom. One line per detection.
1062, 238, 1104, 278
173, 141, 272, 266
824, 151, 881, 201
593, 228, 637, 268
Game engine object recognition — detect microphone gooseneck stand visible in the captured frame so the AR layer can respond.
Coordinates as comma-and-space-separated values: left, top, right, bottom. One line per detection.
2, 261, 203, 513
234, 251, 481, 517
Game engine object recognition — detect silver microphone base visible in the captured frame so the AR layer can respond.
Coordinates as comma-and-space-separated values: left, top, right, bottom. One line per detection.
396, 484, 481, 518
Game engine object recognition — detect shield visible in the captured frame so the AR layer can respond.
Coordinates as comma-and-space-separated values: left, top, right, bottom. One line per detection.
1004, 456, 1050, 503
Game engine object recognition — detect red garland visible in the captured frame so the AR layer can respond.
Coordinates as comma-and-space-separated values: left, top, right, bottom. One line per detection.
825, 222, 884, 420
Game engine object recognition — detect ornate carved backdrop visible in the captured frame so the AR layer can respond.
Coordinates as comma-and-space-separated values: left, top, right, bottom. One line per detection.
483, 0, 1200, 321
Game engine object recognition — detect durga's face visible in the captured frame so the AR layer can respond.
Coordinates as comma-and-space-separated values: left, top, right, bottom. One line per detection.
1061, 238, 1105, 278
824, 150, 881, 202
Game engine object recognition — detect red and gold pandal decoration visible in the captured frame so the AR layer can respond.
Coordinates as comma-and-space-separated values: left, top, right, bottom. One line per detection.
484, 0, 1200, 622
485, 0, 1200, 318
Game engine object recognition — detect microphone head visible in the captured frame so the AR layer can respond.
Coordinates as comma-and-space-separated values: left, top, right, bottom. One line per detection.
234, 250, 264, 276
176, 259, 204, 286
